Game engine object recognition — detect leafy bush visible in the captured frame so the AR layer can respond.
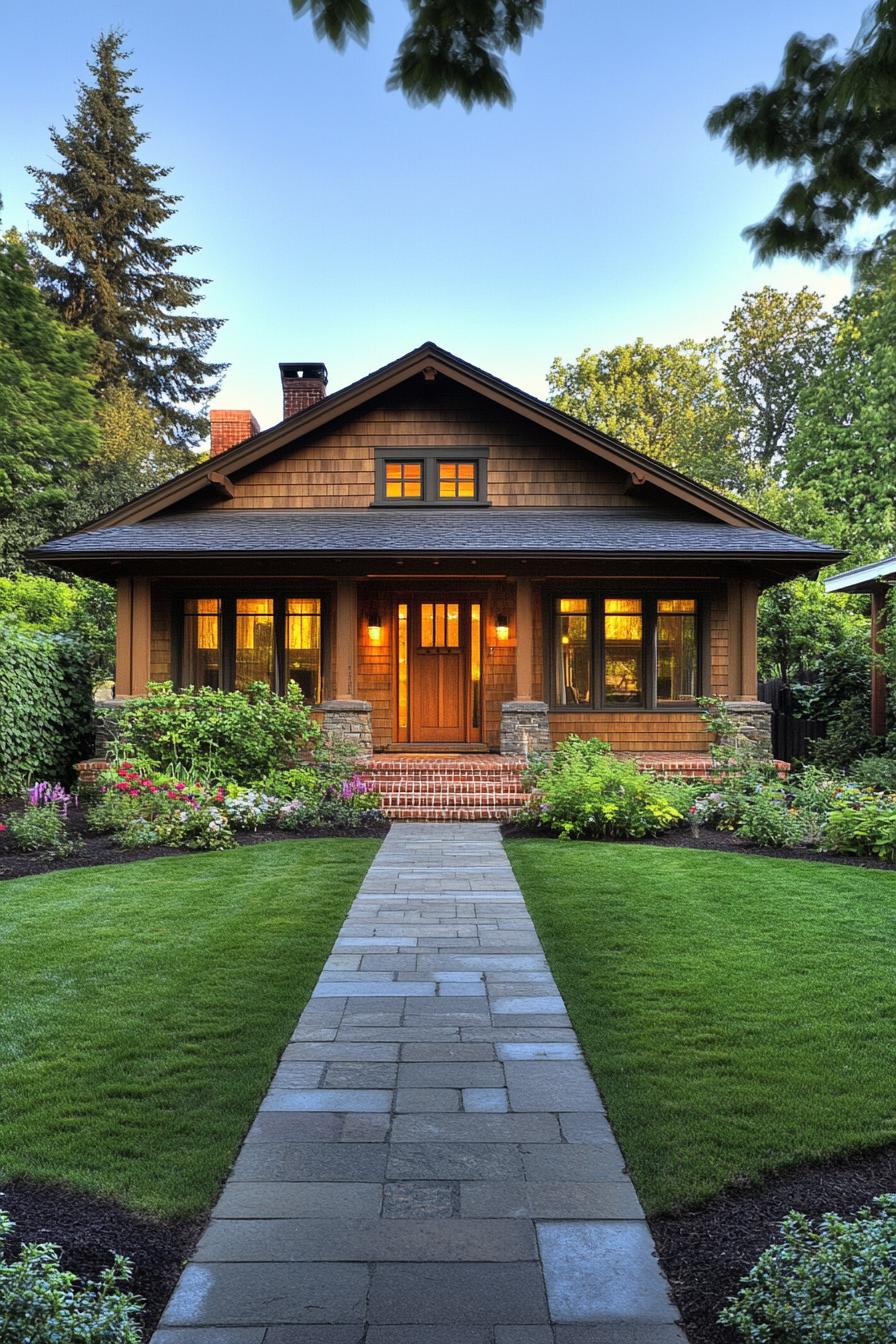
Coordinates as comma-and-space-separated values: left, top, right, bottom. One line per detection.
823, 790, 896, 862
3, 805, 71, 856
0, 622, 94, 791
0, 1209, 141, 1343
113, 681, 321, 785
851, 754, 896, 793
0, 572, 116, 683
519, 748, 686, 839
718, 1196, 896, 1344
734, 790, 805, 848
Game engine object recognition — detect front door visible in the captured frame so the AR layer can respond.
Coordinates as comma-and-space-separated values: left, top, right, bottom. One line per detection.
404, 598, 481, 744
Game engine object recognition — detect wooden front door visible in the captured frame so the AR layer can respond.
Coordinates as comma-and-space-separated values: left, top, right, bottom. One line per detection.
406, 598, 481, 744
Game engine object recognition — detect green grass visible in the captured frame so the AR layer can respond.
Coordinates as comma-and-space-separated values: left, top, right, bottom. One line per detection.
506, 840, 896, 1215
0, 840, 378, 1218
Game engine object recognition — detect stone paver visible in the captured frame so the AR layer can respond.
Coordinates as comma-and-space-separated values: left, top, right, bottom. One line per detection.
153, 823, 686, 1343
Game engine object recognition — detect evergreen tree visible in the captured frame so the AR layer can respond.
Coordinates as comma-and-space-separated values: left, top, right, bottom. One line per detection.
0, 222, 98, 573
28, 31, 225, 447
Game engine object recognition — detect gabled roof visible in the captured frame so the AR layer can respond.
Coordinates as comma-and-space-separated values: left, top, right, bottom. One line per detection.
36, 507, 838, 563
70, 341, 789, 534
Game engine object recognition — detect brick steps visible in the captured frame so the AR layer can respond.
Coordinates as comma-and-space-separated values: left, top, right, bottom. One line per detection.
362, 755, 529, 822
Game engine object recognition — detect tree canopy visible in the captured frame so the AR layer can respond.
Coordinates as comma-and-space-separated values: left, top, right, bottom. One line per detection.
0, 225, 98, 573
291, 0, 543, 107
28, 31, 225, 447
707, 0, 896, 269
547, 337, 745, 493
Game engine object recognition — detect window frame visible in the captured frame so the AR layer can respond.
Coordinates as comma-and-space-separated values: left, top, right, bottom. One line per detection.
173, 591, 327, 703
373, 447, 490, 507
545, 588, 709, 712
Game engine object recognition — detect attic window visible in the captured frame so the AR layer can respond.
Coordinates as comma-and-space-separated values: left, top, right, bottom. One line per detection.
374, 447, 489, 506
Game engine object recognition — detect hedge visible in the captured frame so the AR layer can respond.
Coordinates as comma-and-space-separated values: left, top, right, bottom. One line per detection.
0, 621, 94, 791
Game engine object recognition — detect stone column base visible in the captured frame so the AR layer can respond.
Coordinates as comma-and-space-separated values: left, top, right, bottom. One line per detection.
721, 700, 773, 759
500, 701, 551, 758
320, 699, 373, 760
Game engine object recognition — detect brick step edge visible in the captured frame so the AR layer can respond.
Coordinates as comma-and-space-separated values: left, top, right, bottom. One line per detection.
382, 807, 519, 821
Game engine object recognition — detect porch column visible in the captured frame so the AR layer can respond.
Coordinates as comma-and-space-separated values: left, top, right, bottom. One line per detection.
501, 576, 550, 757
321, 578, 372, 759
871, 587, 888, 739
723, 578, 771, 757
114, 577, 151, 697
514, 577, 534, 700
333, 579, 357, 699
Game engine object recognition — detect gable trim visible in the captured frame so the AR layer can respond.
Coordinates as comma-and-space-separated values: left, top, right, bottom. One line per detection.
79, 343, 783, 533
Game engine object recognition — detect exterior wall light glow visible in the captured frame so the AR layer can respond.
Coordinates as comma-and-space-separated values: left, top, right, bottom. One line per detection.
495, 613, 510, 641
367, 611, 382, 642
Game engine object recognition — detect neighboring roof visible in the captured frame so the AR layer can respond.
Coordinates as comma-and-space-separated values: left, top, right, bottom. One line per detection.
62, 342, 792, 535
824, 555, 896, 594
34, 507, 841, 563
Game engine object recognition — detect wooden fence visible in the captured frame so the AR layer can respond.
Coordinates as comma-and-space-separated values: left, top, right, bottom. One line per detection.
757, 677, 827, 763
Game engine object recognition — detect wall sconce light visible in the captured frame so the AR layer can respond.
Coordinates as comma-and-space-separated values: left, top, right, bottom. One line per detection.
367, 611, 382, 642
495, 612, 510, 641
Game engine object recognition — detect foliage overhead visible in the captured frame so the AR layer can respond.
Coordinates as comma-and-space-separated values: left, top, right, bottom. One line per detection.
707, 1, 896, 269
290, 0, 543, 107
0, 226, 98, 572
27, 30, 225, 447
547, 337, 745, 492
721, 286, 832, 477
0, 572, 116, 683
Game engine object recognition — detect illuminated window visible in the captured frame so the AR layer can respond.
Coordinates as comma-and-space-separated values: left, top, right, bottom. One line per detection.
397, 603, 409, 734
439, 461, 477, 499
656, 599, 697, 703
471, 603, 481, 729
385, 461, 423, 498
555, 598, 592, 706
286, 598, 321, 703
182, 599, 221, 689
604, 598, 643, 705
236, 598, 275, 690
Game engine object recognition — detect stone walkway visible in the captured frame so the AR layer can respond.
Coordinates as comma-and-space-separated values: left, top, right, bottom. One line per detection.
153, 823, 686, 1344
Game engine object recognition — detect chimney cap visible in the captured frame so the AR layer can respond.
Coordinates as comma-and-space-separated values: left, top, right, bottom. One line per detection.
279, 361, 328, 385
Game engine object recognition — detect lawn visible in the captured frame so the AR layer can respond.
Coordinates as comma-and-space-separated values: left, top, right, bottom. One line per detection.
0, 839, 378, 1218
506, 840, 896, 1215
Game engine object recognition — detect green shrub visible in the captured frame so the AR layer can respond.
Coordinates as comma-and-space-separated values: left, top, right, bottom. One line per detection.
0, 622, 94, 791
3, 805, 75, 857
719, 1196, 896, 1343
521, 750, 685, 839
823, 791, 896, 862
0, 1209, 141, 1343
851, 754, 896, 793
734, 790, 805, 848
114, 681, 320, 784
88, 764, 234, 851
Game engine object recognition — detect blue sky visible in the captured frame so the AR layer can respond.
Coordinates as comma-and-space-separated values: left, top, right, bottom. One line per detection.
1, 0, 863, 430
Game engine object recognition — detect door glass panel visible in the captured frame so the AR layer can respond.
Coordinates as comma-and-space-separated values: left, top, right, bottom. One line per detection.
397, 603, 409, 733
656, 599, 697, 702
420, 602, 460, 649
555, 598, 591, 705
604, 598, 643, 705
182, 599, 221, 689
236, 598, 275, 689
471, 603, 481, 728
285, 598, 321, 702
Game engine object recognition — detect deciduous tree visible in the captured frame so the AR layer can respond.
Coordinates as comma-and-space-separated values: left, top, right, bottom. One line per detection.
707, 1, 896, 270
291, 0, 543, 107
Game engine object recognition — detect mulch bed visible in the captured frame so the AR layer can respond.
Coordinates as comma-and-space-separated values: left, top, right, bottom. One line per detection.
0, 797, 390, 881
0, 1178, 201, 1335
501, 822, 896, 870
650, 1144, 896, 1344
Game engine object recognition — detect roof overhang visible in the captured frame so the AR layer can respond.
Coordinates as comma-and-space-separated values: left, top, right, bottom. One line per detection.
824, 555, 896, 594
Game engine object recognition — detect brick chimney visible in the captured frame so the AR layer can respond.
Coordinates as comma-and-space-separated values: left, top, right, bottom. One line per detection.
210, 409, 260, 457
280, 362, 328, 418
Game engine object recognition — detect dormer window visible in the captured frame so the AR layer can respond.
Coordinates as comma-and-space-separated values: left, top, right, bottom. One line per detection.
375, 448, 489, 506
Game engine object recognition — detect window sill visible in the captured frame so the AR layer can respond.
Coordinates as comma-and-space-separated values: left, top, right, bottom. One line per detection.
548, 703, 703, 714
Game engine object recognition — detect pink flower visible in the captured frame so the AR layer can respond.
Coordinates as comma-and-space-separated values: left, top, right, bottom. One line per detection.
175, 783, 186, 791
116, 781, 129, 792
129, 788, 140, 796
0, 823, 6, 832
166, 790, 179, 800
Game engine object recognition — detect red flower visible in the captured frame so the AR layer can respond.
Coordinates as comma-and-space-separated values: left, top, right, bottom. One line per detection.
0, 823, 6, 832
129, 788, 140, 796
175, 783, 186, 791
115, 781, 129, 792
166, 790, 179, 799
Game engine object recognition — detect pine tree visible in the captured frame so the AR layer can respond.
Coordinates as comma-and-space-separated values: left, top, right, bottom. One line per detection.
27, 31, 225, 447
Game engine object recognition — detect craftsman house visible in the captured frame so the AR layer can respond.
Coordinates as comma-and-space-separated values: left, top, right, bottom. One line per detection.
35, 342, 840, 771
